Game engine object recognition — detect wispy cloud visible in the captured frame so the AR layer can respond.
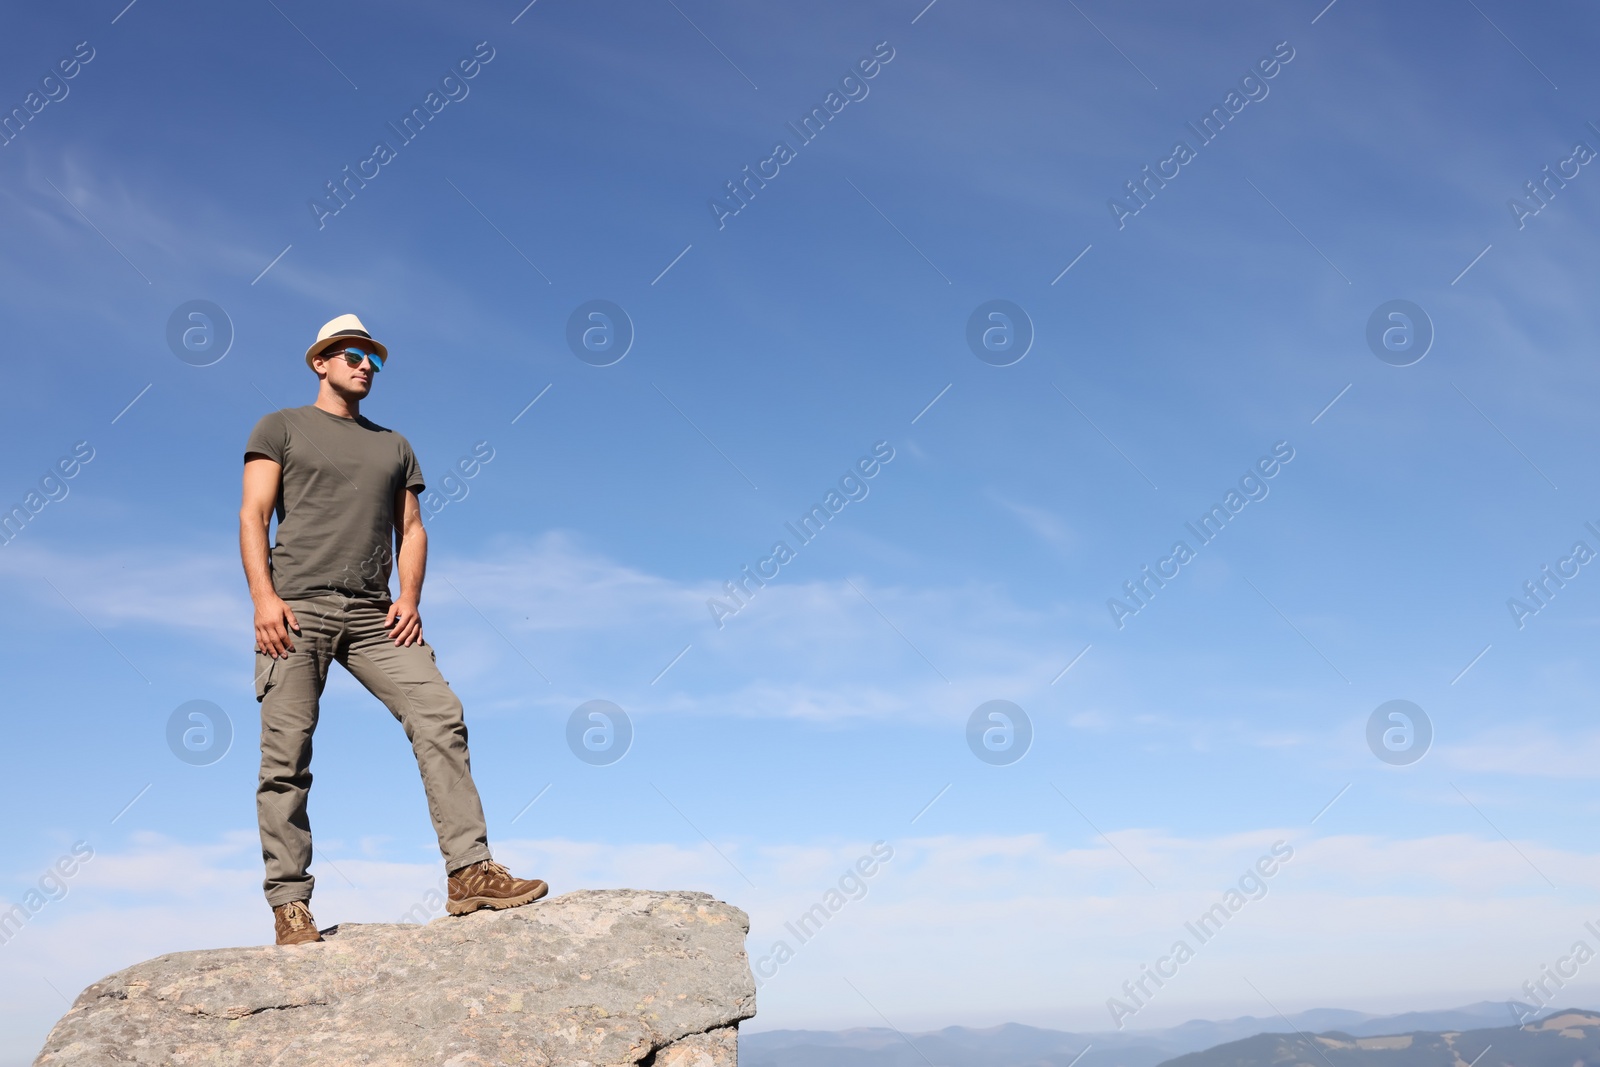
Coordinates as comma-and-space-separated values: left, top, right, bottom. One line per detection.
13, 827, 1600, 1041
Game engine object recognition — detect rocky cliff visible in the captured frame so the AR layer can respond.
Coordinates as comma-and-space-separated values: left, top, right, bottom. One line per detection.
34, 888, 756, 1066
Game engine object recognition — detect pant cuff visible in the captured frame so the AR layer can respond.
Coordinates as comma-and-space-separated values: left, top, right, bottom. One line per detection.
445, 846, 492, 873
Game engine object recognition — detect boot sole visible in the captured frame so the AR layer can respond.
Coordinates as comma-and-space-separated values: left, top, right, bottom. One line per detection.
275, 930, 325, 946
275, 935, 324, 946
446, 881, 549, 916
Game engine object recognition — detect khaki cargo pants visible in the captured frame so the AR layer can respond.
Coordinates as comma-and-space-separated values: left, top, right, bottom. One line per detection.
254, 593, 492, 907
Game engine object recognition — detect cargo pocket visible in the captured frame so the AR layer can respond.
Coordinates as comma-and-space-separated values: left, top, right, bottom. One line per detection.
426, 642, 450, 687
254, 651, 280, 704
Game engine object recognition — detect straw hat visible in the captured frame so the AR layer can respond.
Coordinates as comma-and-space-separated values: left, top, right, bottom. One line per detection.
304, 313, 389, 370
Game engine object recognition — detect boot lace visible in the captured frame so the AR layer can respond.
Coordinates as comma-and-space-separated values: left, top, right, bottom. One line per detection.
455, 859, 510, 881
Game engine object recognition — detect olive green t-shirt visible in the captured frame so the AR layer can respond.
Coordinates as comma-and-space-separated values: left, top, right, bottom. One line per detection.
244, 406, 425, 602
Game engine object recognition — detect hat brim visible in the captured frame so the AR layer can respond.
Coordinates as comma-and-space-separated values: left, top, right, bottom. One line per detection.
305, 330, 389, 369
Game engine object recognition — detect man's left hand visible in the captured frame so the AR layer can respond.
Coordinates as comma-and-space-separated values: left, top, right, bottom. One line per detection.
386, 598, 423, 646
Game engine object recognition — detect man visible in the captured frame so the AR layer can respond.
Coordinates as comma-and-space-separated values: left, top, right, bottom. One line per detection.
240, 313, 547, 946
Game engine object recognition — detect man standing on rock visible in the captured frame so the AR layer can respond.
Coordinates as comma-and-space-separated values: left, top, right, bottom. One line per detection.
240, 313, 547, 946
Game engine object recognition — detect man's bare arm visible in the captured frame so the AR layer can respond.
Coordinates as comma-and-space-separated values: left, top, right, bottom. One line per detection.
241, 455, 299, 658
386, 486, 426, 646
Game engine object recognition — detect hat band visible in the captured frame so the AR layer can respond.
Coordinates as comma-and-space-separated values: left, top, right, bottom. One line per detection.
327, 328, 373, 340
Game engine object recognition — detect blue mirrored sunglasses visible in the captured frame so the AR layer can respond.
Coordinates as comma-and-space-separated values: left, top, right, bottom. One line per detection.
323, 346, 384, 372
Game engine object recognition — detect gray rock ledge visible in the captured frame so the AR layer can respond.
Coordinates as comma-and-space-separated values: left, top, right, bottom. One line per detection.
35, 888, 756, 1066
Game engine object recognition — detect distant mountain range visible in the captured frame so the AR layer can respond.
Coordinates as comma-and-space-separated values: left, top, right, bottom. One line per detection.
740, 1000, 1559, 1067
1163, 1010, 1600, 1067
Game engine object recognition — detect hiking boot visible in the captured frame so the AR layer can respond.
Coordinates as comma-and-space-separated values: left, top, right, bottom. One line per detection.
273, 900, 324, 945
446, 858, 548, 916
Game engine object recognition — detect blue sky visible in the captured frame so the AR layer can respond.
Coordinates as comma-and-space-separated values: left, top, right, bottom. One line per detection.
4, 0, 1600, 1058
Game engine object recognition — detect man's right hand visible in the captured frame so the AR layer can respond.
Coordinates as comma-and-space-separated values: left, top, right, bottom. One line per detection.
254, 596, 301, 658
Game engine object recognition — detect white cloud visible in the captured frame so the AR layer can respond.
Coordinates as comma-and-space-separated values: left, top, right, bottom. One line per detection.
1443, 725, 1600, 778
8, 824, 1600, 1047
0, 542, 249, 642
0, 532, 1092, 724
990, 494, 1079, 554
439, 530, 710, 631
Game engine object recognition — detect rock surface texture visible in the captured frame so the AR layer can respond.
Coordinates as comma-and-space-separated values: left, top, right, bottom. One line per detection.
35, 889, 756, 1066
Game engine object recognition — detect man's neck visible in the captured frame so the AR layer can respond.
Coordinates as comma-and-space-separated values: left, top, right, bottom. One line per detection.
314, 386, 360, 420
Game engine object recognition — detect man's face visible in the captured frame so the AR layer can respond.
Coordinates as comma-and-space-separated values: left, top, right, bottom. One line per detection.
315, 344, 380, 397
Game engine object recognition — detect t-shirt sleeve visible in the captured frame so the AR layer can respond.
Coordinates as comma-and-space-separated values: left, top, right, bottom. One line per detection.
244, 411, 288, 464
400, 438, 425, 494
